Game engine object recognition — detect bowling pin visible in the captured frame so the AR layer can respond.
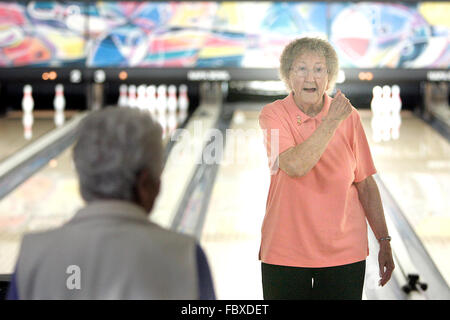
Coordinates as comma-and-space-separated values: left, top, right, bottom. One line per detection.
54, 84, 66, 127
22, 112, 34, 140
145, 85, 157, 115
156, 84, 167, 114
157, 113, 167, 139
167, 85, 177, 113
371, 116, 382, 143
391, 85, 402, 140
118, 84, 128, 107
178, 84, 189, 112
128, 85, 137, 108
137, 84, 147, 111
22, 84, 34, 113
22, 84, 34, 139
54, 84, 66, 111
370, 86, 382, 116
390, 112, 402, 140
391, 85, 402, 113
381, 85, 392, 141
54, 111, 65, 128
167, 111, 177, 138
370, 86, 383, 143
178, 109, 188, 125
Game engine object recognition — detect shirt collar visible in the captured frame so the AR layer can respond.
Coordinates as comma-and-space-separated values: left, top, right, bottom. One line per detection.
284, 91, 331, 124
69, 200, 149, 224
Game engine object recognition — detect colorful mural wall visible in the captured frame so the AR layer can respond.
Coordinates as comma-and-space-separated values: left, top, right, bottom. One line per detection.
0, 1, 87, 67
0, 1, 448, 69
329, 2, 450, 68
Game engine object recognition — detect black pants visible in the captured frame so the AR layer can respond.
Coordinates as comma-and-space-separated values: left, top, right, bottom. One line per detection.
261, 260, 366, 300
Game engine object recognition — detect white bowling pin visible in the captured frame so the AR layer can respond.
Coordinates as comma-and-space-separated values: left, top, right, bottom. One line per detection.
390, 85, 402, 140
146, 85, 157, 115
22, 84, 34, 113
381, 85, 392, 116
371, 115, 382, 143
157, 84, 167, 114
370, 86, 383, 143
391, 85, 402, 113
118, 84, 128, 107
167, 111, 177, 138
22, 112, 34, 140
167, 85, 177, 113
158, 113, 167, 139
370, 86, 382, 116
381, 85, 392, 141
391, 113, 402, 140
178, 84, 189, 112
178, 109, 187, 126
53, 84, 66, 111
53, 84, 66, 127
128, 85, 137, 108
137, 84, 147, 111
54, 110, 65, 127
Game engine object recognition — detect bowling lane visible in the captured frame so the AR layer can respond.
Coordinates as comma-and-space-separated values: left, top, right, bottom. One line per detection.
0, 99, 220, 275
0, 129, 173, 275
360, 110, 450, 287
0, 144, 83, 274
199, 105, 269, 299
150, 98, 222, 229
0, 110, 78, 162
0, 113, 159, 275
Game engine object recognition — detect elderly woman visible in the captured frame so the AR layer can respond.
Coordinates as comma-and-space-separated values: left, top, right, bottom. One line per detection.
7, 108, 215, 299
259, 37, 395, 300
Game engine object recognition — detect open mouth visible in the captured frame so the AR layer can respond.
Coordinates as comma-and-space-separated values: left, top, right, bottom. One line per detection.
303, 88, 317, 93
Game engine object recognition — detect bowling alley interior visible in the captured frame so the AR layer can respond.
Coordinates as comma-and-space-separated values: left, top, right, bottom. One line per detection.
0, 0, 449, 300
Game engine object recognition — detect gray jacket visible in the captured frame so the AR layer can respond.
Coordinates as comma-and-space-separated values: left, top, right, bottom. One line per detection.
15, 200, 198, 299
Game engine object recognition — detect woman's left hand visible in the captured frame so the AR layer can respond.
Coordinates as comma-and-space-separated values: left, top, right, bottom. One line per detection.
378, 242, 395, 286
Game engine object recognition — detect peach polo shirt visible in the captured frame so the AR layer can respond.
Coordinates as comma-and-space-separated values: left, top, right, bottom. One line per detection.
259, 92, 377, 268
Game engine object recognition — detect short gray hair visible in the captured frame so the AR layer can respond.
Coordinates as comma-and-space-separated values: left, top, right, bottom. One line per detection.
279, 37, 339, 94
73, 107, 163, 202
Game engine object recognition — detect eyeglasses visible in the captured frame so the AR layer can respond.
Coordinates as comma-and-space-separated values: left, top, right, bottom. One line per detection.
291, 65, 328, 78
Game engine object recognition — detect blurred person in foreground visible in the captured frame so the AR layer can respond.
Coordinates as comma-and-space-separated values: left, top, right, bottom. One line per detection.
8, 107, 215, 299
259, 37, 394, 300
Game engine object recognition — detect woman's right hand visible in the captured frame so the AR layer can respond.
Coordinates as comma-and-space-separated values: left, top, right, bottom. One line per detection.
325, 90, 353, 122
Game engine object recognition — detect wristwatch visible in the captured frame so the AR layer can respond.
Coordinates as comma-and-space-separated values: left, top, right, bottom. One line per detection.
378, 236, 392, 242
